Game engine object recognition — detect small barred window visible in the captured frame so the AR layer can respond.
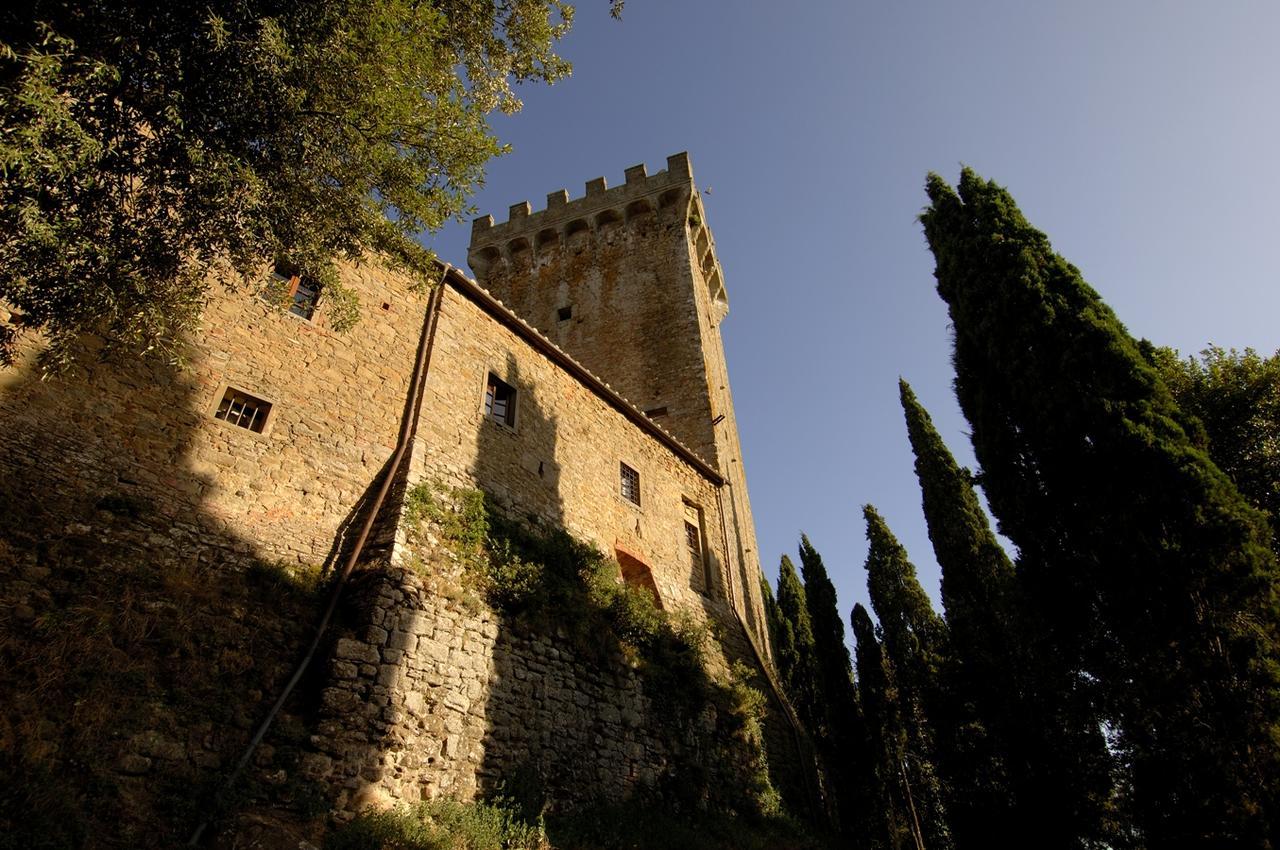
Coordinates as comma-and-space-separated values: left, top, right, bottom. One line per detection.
620, 463, 640, 506
215, 387, 272, 433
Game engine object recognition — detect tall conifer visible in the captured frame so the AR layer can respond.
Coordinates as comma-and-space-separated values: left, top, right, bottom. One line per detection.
861, 506, 948, 698
794, 537, 877, 841
899, 379, 1114, 848
861, 507, 954, 850
774, 555, 820, 732
799, 534, 859, 719
852, 603, 914, 850
921, 169, 1280, 844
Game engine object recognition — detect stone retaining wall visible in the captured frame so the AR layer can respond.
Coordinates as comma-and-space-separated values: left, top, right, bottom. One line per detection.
310, 564, 754, 818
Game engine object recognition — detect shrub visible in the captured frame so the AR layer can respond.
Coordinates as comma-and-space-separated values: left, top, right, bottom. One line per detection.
328, 797, 547, 850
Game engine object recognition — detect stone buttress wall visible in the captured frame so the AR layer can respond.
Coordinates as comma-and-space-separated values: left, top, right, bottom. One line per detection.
313, 566, 717, 812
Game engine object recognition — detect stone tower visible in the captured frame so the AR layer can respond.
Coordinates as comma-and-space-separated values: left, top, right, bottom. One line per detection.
467, 152, 770, 648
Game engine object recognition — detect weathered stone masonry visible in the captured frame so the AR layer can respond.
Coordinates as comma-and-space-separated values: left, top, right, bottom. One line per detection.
0, 153, 806, 836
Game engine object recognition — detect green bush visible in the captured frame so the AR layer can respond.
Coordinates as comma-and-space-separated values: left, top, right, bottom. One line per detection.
328, 798, 546, 850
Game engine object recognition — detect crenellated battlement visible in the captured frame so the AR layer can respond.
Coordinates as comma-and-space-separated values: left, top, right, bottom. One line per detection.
468, 152, 695, 275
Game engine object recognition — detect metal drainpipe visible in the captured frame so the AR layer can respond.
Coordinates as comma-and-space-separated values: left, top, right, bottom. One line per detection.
187, 270, 448, 845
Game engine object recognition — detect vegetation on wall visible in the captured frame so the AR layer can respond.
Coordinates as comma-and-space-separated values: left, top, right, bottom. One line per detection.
401, 481, 793, 825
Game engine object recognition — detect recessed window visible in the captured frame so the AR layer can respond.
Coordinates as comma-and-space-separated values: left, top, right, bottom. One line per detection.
557, 305, 572, 321
685, 501, 715, 596
267, 264, 321, 320
644, 406, 668, 419
620, 462, 640, 506
485, 373, 516, 427
214, 387, 272, 433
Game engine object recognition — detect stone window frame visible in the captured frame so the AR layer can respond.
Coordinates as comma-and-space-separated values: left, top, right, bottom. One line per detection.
481, 370, 518, 430
208, 381, 278, 439
619, 461, 641, 508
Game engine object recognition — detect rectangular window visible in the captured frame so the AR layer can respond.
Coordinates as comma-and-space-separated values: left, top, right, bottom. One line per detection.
485, 373, 517, 427
557, 305, 572, 321
214, 387, 272, 433
644, 406, 668, 419
267, 264, 321, 320
620, 462, 640, 506
685, 500, 715, 596
685, 521, 701, 556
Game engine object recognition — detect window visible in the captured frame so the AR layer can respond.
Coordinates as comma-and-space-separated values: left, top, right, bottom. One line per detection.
214, 387, 272, 433
485, 373, 516, 427
644, 406, 668, 419
557, 305, 572, 321
685, 500, 715, 596
620, 462, 640, 506
267, 264, 321, 320
685, 520, 701, 557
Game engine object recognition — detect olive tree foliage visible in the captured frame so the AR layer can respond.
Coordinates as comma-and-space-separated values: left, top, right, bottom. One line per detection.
0, 1, 619, 372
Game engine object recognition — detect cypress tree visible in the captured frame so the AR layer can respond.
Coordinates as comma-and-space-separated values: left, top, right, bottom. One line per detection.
793, 537, 876, 841
921, 169, 1280, 845
761, 574, 787, 672
861, 506, 948, 698
861, 507, 954, 850
900, 379, 1115, 849
798, 534, 859, 720
774, 554, 821, 733
852, 603, 914, 850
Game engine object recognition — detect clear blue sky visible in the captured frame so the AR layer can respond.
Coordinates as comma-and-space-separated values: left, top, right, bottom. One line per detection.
427, 0, 1280, 630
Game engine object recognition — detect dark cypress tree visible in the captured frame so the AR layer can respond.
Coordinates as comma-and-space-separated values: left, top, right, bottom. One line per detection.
900, 379, 1115, 849
922, 169, 1280, 845
793, 537, 877, 842
762, 574, 787, 672
773, 554, 821, 733
852, 603, 914, 850
862, 507, 954, 850
861, 506, 948, 699
798, 534, 859, 721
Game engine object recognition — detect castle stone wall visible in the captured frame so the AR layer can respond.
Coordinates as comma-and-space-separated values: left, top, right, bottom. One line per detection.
466, 154, 772, 655
312, 566, 715, 813
0, 261, 430, 568
405, 281, 735, 613
467, 154, 720, 468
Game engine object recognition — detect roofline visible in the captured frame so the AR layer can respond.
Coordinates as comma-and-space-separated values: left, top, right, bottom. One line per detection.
438, 265, 725, 487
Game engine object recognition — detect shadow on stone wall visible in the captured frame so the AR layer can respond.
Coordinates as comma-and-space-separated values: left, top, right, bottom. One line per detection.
0, 320, 814, 847
0, 339, 413, 849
